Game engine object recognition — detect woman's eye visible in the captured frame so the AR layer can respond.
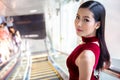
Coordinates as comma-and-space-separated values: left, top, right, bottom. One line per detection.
84, 19, 89, 22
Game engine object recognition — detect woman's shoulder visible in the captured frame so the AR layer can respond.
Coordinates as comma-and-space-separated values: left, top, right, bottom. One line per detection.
85, 42, 100, 51
76, 43, 99, 59
75, 49, 95, 68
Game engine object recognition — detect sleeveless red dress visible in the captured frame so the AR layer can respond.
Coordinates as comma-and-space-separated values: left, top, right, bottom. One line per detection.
66, 37, 100, 80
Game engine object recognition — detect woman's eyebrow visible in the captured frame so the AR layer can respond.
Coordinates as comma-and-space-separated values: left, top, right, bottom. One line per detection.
83, 16, 90, 18
76, 14, 90, 18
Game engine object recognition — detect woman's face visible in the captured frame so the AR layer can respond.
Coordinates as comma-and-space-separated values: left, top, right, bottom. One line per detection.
74, 8, 100, 37
10, 28, 15, 33
0, 24, 4, 29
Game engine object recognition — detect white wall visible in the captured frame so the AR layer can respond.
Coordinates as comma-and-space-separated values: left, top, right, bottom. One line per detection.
97, 0, 120, 59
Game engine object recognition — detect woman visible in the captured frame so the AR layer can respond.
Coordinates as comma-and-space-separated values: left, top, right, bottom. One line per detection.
66, 1, 110, 80
8, 26, 21, 47
0, 22, 9, 40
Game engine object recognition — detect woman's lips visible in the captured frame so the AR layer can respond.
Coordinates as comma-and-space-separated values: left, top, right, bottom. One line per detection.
77, 28, 82, 32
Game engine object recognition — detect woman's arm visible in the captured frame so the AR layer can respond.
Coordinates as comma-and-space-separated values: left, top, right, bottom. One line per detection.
16, 31, 21, 38
75, 50, 95, 80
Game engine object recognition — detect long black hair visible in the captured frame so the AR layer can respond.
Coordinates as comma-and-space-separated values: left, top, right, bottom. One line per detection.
79, 1, 110, 70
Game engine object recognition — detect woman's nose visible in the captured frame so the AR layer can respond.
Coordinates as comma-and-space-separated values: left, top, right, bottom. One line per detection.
77, 20, 82, 27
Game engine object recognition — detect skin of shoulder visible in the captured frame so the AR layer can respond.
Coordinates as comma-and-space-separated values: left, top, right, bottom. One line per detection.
75, 50, 95, 80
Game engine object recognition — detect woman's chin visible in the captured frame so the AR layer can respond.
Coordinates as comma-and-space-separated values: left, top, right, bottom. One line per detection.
76, 32, 83, 37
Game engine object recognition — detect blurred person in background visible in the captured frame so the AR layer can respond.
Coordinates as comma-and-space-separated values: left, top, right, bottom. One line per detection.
0, 22, 9, 41
8, 26, 21, 49
5, 16, 14, 28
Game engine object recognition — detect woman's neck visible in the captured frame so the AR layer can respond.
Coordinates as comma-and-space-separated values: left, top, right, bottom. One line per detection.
82, 36, 98, 43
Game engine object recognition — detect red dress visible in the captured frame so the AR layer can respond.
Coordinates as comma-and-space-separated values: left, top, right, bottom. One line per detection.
66, 37, 100, 80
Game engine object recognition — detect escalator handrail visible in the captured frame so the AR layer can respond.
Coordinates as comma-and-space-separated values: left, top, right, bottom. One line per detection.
48, 54, 69, 80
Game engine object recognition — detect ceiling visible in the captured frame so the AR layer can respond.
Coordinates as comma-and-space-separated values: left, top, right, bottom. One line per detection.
0, 0, 49, 16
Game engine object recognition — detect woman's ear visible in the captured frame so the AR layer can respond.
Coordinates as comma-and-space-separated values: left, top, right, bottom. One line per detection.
96, 22, 100, 29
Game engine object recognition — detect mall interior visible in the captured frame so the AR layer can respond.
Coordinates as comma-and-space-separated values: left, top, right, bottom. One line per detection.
0, 0, 120, 80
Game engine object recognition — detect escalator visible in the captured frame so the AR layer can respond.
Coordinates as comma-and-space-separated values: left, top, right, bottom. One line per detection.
30, 54, 63, 80
5, 52, 29, 80
4, 52, 64, 80
1, 37, 65, 80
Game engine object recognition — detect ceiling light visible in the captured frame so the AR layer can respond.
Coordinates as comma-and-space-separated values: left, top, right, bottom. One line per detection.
30, 10, 37, 13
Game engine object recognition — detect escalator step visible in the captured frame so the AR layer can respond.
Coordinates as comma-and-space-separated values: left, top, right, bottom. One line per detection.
31, 70, 55, 74
31, 71, 57, 77
32, 58, 48, 62
31, 74, 59, 80
30, 55, 63, 80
